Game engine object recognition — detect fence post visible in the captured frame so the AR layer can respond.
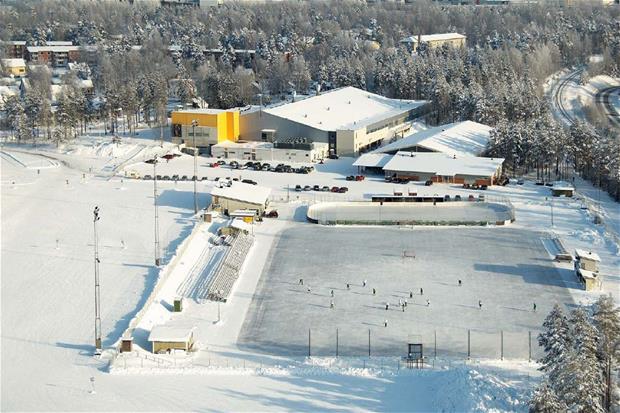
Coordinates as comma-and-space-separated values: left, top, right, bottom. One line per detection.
368, 329, 371, 357
336, 328, 339, 358
434, 330, 437, 359
467, 329, 471, 361
528, 331, 532, 362
501, 330, 504, 360
308, 328, 311, 357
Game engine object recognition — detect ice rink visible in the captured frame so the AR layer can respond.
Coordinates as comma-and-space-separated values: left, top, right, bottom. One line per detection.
239, 225, 576, 359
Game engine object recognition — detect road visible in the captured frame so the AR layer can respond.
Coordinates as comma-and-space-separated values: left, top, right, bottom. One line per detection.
595, 86, 620, 128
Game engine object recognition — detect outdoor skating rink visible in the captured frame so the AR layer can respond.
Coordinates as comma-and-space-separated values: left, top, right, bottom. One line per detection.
239, 225, 576, 359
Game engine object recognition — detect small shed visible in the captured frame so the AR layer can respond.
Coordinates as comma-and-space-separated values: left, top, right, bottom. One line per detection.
551, 182, 574, 197
211, 182, 271, 215
230, 209, 258, 223
148, 325, 195, 354
574, 249, 601, 291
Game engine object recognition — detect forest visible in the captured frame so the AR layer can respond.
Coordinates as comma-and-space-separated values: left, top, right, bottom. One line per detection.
0, 0, 619, 198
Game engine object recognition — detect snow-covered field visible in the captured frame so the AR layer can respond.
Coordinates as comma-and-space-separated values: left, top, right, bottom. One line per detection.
1, 135, 618, 411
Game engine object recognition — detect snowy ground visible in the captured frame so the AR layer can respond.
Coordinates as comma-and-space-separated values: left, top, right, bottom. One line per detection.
2, 132, 618, 411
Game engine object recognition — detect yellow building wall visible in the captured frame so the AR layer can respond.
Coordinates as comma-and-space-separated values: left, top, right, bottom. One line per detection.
172, 110, 240, 143
6, 66, 26, 76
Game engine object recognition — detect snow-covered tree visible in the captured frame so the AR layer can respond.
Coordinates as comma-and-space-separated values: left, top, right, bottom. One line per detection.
529, 380, 568, 413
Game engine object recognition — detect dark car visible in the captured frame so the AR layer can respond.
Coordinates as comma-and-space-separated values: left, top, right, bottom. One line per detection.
201, 176, 209, 181
143, 174, 152, 180
468, 194, 475, 201
216, 160, 226, 165
155, 175, 162, 180
264, 210, 279, 218
172, 174, 179, 180
424, 180, 433, 186
313, 185, 320, 191
162, 175, 171, 181
330, 186, 340, 192
328, 154, 339, 160
346, 175, 355, 181
245, 161, 254, 168
303, 185, 312, 191
181, 175, 188, 180
338, 187, 348, 193
444, 195, 451, 201
145, 158, 157, 164
295, 184, 302, 192
242, 179, 257, 185
321, 186, 330, 192
455, 195, 462, 201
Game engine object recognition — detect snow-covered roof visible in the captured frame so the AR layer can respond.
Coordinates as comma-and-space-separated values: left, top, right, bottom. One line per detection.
230, 218, 254, 232
148, 325, 195, 342
46, 41, 73, 46
211, 182, 271, 206
1, 58, 26, 68
551, 181, 574, 191
26, 45, 79, 53
214, 140, 272, 150
263, 86, 427, 132
383, 152, 504, 177
574, 249, 601, 262
401, 33, 466, 44
374, 121, 492, 157
352, 153, 393, 168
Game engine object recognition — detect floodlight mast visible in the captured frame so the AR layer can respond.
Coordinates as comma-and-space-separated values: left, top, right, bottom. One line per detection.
93, 206, 102, 355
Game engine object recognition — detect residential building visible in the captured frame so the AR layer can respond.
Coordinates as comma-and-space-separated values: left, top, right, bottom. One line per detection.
400, 33, 466, 51
26, 45, 80, 68
1, 58, 27, 77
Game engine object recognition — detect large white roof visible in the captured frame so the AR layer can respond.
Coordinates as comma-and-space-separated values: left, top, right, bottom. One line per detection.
211, 182, 271, 205
374, 121, 492, 157
26, 45, 79, 53
263, 86, 427, 131
148, 325, 194, 342
401, 33, 466, 43
352, 153, 393, 168
1, 58, 26, 68
383, 152, 504, 177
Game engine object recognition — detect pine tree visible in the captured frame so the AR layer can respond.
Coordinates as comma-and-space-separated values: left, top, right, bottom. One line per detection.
529, 380, 568, 413
592, 294, 620, 412
538, 304, 573, 388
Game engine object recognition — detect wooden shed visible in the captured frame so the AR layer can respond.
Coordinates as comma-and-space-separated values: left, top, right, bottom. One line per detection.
148, 325, 195, 354
551, 182, 574, 197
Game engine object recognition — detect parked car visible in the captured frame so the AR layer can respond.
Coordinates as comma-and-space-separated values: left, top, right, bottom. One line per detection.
295, 184, 302, 192
216, 160, 226, 165
313, 185, 320, 191
328, 154, 339, 159
355, 175, 365, 181
230, 162, 239, 169
156, 175, 162, 180
162, 175, 171, 181
244, 161, 254, 168
330, 186, 340, 193
201, 176, 209, 181
143, 174, 152, 180
481, 185, 488, 190
535, 181, 544, 186
210, 162, 220, 168
478, 194, 485, 201
468, 194, 475, 201
181, 175, 188, 181
346, 175, 356, 181
462, 183, 471, 189
517, 179, 525, 185
172, 174, 179, 180
321, 186, 330, 192
303, 185, 312, 191
261, 164, 271, 171
263, 210, 279, 218
444, 195, 451, 201
145, 158, 157, 164
242, 179, 257, 185
424, 180, 433, 186
455, 195, 462, 201
161, 154, 175, 161
338, 187, 348, 193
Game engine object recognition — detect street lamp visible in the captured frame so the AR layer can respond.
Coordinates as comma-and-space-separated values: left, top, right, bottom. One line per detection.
191, 119, 199, 215
153, 159, 161, 266
93, 206, 102, 355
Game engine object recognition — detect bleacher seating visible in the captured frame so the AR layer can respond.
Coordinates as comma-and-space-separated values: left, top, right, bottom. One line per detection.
204, 231, 254, 302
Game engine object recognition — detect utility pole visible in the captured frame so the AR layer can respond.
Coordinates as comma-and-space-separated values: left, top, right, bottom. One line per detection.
93, 206, 102, 355
192, 119, 199, 215
153, 159, 161, 266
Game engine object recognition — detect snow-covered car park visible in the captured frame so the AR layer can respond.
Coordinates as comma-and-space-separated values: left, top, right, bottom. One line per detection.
2, 138, 619, 411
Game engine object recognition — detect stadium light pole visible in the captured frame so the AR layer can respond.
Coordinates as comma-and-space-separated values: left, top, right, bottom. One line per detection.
191, 119, 199, 215
93, 206, 102, 355
153, 159, 161, 266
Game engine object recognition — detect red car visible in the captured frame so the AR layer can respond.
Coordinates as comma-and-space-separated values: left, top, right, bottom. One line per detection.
210, 163, 220, 168
330, 186, 340, 192
161, 154, 175, 160
355, 175, 365, 181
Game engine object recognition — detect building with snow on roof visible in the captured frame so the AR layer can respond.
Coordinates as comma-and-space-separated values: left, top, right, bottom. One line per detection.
373, 121, 492, 157
210, 182, 271, 215
574, 249, 601, 291
1, 59, 26, 77
212, 139, 328, 163
355, 151, 504, 186
148, 325, 195, 354
400, 33, 466, 51
238, 86, 429, 157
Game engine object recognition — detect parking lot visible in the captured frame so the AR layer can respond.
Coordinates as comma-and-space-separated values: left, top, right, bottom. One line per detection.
239, 225, 575, 358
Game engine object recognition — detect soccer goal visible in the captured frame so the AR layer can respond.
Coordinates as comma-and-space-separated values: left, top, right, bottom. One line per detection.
402, 250, 416, 259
